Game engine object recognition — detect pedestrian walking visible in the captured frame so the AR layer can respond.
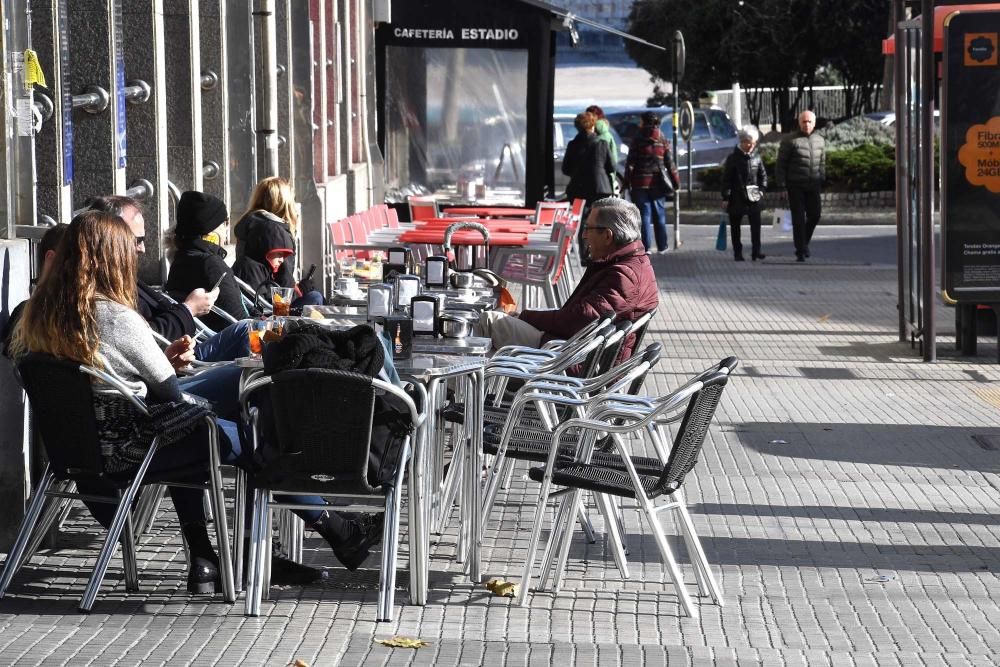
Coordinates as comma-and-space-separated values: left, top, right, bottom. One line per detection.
624, 110, 680, 253
587, 105, 620, 195
563, 111, 615, 263
721, 126, 768, 262
775, 110, 825, 262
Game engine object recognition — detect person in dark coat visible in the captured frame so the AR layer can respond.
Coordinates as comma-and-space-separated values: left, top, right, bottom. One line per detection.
166, 191, 248, 330
775, 110, 826, 262
563, 111, 615, 263
721, 126, 769, 262
624, 111, 680, 253
233, 177, 323, 307
478, 197, 658, 362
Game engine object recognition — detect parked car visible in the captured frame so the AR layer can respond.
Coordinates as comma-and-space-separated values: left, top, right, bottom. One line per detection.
553, 113, 628, 196
605, 106, 739, 188
864, 109, 940, 130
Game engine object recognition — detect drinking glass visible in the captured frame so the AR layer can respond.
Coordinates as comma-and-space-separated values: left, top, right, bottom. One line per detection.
270, 287, 294, 317
248, 320, 270, 359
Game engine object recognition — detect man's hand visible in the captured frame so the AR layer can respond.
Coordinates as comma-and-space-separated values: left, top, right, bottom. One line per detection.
184, 287, 219, 316
164, 335, 196, 370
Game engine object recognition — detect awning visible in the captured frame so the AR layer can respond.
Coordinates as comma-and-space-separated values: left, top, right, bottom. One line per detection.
518, 0, 668, 52
882, 4, 1000, 55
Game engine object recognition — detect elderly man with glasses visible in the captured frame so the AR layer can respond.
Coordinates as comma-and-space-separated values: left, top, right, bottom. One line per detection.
478, 197, 659, 361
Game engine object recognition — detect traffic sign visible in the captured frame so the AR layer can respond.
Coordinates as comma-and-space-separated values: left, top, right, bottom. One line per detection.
679, 101, 694, 142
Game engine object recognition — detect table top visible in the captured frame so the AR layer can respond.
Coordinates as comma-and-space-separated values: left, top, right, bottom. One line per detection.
396, 354, 486, 382
397, 230, 529, 247
412, 336, 490, 356
443, 207, 536, 218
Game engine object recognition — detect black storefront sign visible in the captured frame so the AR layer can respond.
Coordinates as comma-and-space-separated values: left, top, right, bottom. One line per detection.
943, 10, 1000, 302
375, 0, 562, 208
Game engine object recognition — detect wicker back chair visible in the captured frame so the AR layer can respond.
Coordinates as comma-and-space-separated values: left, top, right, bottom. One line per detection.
239, 368, 422, 621
1, 353, 234, 611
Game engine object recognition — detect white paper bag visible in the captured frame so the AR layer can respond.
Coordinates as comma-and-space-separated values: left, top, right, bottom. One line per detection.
772, 208, 793, 232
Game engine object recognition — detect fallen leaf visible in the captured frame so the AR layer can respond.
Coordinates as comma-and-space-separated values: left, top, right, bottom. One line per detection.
377, 636, 429, 649
286, 660, 309, 667
486, 578, 517, 597
817, 314, 830, 323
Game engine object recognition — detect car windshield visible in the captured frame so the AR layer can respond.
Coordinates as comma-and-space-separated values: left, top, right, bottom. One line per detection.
607, 110, 670, 145
708, 110, 737, 139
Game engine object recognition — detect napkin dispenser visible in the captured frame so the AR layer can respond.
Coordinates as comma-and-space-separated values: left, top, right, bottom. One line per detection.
410, 294, 439, 336
367, 283, 393, 321
424, 255, 450, 288
387, 247, 412, 271
394, 274, 421, 311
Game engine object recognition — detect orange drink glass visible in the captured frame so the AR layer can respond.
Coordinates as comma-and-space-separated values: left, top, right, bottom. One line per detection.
270, 287, 294, 317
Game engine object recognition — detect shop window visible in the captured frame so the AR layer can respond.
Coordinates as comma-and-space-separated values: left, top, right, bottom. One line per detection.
383, 46, 528, 203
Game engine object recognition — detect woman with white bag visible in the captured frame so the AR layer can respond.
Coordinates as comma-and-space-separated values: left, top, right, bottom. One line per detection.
721, 125, 768, 262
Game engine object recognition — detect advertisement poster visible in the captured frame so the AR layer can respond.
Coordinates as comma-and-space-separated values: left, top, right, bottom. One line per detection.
943, 11, 1000, 301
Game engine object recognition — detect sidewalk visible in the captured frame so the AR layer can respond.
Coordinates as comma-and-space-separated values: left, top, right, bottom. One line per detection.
2, 225, 999, 666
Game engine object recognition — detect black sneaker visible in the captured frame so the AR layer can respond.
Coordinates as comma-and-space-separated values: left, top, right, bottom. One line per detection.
269, 554, 322, 586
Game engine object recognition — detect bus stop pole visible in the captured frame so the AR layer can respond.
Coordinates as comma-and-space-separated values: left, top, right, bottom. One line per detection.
893, 0, 906, 342
920, 0, 936, 361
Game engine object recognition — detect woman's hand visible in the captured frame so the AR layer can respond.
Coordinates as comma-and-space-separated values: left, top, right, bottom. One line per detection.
164, 335, 196, 370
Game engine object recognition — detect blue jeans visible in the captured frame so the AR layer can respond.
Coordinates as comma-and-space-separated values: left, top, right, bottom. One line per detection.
293, 290, 324, 308
632, 189, 668, 252
195, 320, 251, 362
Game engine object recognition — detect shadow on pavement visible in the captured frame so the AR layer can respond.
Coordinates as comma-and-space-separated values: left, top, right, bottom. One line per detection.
736, 422, 1000, 473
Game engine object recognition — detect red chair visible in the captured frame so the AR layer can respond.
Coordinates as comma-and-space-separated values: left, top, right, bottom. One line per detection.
407, 196, 439, 221
534, 201, 569, 226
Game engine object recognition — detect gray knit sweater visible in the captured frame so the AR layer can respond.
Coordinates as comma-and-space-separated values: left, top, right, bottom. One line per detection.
95, 298, 178, 401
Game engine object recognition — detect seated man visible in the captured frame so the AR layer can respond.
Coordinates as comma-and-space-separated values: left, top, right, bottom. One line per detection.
86, 195, 249, 363
478, 196, 658, 361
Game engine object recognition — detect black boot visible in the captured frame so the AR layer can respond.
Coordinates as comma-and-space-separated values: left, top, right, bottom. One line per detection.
181, 522, 220, 595
312, 511, 384, 571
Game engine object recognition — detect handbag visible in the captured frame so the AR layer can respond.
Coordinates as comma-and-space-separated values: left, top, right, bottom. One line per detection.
715, 215, 727, 251
659, 165, 676, 193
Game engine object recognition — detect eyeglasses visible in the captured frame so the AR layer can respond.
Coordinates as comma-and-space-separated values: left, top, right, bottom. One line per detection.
582, 225, 607, 233
134, 236, 145, 249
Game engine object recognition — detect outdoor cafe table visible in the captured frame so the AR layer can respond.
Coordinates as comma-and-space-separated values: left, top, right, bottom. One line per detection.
234, 338, 489, 606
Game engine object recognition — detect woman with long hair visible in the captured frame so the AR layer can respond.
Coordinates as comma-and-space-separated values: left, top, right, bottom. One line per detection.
232, 176, 322, 307
13, 211, 235, 593
12, 211, 380, 593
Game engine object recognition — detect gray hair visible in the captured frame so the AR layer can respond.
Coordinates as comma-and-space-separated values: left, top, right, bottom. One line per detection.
590, 197, 640, 246
737, 125, 759, 143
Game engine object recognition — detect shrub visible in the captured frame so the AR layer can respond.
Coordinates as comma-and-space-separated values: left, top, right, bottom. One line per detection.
825, 143, 895, 192
818, 116, 895, 150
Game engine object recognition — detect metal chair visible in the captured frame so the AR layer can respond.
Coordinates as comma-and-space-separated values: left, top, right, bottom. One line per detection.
239, 368, 423, 621
517, 360, 738, 617
0, 353, 235, 611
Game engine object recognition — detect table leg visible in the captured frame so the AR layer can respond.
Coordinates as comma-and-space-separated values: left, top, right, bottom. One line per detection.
463, 368, 484, 582
408, 416, 428, 605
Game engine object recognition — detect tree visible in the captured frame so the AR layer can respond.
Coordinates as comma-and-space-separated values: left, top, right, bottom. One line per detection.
627, 0, 889, 130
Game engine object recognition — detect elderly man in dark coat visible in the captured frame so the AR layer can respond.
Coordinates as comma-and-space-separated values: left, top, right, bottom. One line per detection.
478, 197, 659, 361
775, 110, 826, 262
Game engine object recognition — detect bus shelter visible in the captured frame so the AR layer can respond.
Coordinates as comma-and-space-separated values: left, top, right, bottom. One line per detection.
375, 0, 564, 209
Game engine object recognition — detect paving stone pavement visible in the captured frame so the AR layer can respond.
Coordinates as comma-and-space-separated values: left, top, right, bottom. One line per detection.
2, 224, 1000, 666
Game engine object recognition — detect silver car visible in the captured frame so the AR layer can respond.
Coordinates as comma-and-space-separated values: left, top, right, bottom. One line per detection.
606, 106, 739, 187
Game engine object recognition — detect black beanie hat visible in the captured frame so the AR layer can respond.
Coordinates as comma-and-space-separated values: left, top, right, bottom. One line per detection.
176, 191, 228, 238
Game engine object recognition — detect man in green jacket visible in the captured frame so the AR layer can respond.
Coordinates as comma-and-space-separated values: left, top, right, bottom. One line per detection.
776, 110, 826, 262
